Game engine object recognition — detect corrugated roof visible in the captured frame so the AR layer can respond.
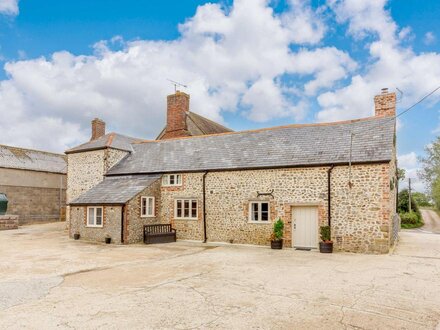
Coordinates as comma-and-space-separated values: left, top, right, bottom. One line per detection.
0, 144, 67, 174
65, 133, 143, 154
71, 174, 161, 205
156, 111, 233, 139
107, 116, 395, 176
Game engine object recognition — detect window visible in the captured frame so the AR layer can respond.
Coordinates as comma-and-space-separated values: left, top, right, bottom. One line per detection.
249, 202, 270, 222
87, 207, 103, 227
175, 199, 198, 220
162, 174, 182, 187
141, 196, 155, 217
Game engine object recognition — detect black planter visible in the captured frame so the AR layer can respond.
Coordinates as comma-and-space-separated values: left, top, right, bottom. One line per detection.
271, 239, 283, 249
319, 241, 333, 253
105, 237, 111, 244
73, 233, 80, 240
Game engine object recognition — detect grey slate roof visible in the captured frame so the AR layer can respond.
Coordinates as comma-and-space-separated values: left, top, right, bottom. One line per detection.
71, 174, 161, 205
156, 111, 233, 139
66, 133, 143, 154
0, 144, 67, 174
107, 116, 395, 176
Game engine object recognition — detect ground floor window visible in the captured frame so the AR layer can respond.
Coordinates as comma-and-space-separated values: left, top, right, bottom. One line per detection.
141, 196, 155, 217
175, 199, 198, 220
87, 207, 103, 227
249, 201, 269, 222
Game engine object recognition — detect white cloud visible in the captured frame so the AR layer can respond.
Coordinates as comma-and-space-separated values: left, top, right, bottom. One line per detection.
0, 0, 18, 16
424, 31, 436, 45
1, 0, 356, 152
398, 152, 425, 192
317, 0, 440, 122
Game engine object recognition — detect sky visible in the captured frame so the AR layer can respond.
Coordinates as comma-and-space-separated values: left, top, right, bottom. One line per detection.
1, 0, 440, 192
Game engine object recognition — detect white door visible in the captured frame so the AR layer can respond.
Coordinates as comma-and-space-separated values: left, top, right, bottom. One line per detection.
292, 206, 319, 249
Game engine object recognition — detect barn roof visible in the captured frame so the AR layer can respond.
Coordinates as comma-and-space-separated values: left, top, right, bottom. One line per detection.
0, 144, 67, 174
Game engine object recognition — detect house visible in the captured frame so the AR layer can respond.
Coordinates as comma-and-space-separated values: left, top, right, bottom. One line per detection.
66, 89, 398, 253
0, 144, 67, 224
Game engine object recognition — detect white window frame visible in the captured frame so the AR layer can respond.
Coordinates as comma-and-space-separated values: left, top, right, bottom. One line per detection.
87, 206, 104, 228
248, 201, 270, 223
141, 196, 155, 218
174, 198, 198, 220
162, 174, 182, 187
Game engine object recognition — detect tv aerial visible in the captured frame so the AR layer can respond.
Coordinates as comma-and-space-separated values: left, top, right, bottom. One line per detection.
167, 79, 188, 93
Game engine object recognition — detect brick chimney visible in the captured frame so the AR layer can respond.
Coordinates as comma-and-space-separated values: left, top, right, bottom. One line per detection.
162, 91, 190, 139
374, 88, 396, 117
91, 118, 106, 141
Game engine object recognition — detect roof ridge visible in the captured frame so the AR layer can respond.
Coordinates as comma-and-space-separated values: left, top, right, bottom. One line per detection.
0, 144, 66, 157
134, 115, 388, 145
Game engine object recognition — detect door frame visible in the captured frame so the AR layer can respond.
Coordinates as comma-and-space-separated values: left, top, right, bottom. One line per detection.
291, 204, 319, 249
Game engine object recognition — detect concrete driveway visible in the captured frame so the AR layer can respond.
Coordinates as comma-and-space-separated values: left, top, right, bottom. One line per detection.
0, 223, 440, 330
419, 208, 440, 234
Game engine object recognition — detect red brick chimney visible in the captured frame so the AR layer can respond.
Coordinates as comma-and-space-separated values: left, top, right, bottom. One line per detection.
374, 88, 396, 117
161, 91, 190, 139
91, 118, 106, 141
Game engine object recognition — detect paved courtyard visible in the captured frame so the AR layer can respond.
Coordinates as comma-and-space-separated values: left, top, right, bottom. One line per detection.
0, 223, 440, 329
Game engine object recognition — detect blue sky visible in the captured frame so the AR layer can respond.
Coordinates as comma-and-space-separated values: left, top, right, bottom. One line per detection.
1, 0, 440, 191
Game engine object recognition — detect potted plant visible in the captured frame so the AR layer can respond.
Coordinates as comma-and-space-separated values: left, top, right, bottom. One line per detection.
73, 232, 80, 240
319, 225, 333, 253
105, 235, 111, 244
270, 218, 284, 249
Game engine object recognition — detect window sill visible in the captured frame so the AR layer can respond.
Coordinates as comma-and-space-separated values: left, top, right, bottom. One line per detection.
86, 225, 104, 228
141, 215, 155, 218
174, 218, 198, 221
247, 221, 270, 224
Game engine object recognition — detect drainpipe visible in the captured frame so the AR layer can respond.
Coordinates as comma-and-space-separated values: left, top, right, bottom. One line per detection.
121, 205, 125, 244
327, 165, 335, 228
202, 171, 208, 243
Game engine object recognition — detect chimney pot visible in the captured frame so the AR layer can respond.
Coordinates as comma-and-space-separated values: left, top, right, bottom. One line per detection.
381, 87, 389, 94
91, 118, 106, 141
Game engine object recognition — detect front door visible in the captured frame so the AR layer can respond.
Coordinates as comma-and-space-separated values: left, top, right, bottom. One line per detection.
292, 206, 318, 249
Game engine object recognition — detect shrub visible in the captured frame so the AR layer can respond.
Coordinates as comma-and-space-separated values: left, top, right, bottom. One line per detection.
272, 218, 284, 241
398, 189, 419, 214
320, 226, 331, 242
400, 211, 421, 225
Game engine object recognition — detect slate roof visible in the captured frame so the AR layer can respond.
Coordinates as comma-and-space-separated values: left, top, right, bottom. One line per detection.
65, 133, 143, 154
107, 116, 395, 176
156, 111, 233, 139
71, 174, 161, 205
0, 144, 67, 174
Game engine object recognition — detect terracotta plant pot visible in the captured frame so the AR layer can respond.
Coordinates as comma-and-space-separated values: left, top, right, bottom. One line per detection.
271, 239, 283, 249
319, 241, 333, 253
105, 237, 111, 244
73, 233, 80, 240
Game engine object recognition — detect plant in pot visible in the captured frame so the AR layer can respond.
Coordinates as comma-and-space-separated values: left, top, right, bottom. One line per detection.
105, 235, 111, 244
73, 232, 80, 240
319, 225, 333, 253
270, 218, 284, 249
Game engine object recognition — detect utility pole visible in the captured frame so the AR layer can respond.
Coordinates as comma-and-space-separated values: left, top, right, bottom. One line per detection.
408, 178, 412, 212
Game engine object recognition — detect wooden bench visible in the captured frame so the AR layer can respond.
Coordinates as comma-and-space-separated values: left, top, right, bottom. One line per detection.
144, 224, 176, 244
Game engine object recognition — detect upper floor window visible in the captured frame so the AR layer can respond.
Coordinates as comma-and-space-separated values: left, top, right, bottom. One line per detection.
141, 196, 155, 217
162, 174, 182, 187
87, 206, 103, 227
249, 201, 269, 223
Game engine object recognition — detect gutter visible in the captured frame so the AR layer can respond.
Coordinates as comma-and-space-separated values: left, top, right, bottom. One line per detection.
202, 171, 208, 243
327, 165, 335, 228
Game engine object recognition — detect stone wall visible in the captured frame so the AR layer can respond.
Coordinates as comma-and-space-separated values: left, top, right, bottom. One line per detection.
0, 167, 66, 224
160, 163, 395, 253
69, 205, 123, 244
125, 179, 162, 243
160, 173, 205, 241
0, 215, 19, 230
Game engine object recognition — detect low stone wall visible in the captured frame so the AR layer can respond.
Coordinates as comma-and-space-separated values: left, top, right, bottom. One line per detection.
0, 215, 19, 230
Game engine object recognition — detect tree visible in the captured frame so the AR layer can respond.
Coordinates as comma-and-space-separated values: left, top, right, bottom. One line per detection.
397, 168, 406, 182
419, 136, 440, 195
412, 192, 432, 207
397, 189, 419, 214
